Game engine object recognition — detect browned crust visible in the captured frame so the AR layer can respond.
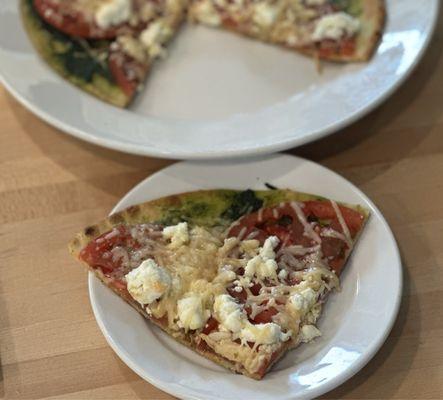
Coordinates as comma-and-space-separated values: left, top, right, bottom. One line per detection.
69, 189, 370, 379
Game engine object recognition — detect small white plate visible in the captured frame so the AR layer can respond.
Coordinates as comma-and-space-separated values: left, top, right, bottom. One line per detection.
88, 154, 402, 399
0, 1, 439, 159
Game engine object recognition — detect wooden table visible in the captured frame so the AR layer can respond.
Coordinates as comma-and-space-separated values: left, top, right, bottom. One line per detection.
1, 17, 443, 400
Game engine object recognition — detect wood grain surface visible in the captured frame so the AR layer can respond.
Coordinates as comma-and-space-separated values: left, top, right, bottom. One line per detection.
1, 10, 443, 399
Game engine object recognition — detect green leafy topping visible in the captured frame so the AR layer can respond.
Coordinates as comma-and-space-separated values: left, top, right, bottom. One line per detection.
277, 215, 293, 226
157, 202, 216, 227
28, 0, 113, 83
221, 190, 263, 221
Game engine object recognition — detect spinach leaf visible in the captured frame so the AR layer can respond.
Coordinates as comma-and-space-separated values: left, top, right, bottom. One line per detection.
221, 190, 263, 221
29, 0, 113, 83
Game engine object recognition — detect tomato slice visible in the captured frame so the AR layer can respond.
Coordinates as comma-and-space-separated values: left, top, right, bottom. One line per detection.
249, 307, 278, 324
108, 51, 149, 98
256, 349, 281, 378
227, 201, 365, 275
79, 225, 138, 275
227, 285, 247, 303
340, 38, 356, 57
202, 317, 219, 335
303, 201, 364, 237
34, 0, 122, 39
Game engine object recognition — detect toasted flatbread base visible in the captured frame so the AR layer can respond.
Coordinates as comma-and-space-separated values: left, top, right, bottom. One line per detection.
69, 189, 370, 379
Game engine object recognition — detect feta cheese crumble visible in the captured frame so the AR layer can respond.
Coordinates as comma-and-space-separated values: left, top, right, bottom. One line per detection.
125, 259, 171, 305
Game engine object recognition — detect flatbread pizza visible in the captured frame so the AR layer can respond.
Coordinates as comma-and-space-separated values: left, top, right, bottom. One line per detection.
69, 189, 369, 379
21, 0, 385, 106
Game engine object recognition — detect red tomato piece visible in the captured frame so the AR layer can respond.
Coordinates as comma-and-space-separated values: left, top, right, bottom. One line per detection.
202, 317, 219, 335
303, 201, 364, 236
249, 307, 278, 324
256, 349, 281, 378
79, 225, 136, 275
227, 285, 247, 303
34, 0, 121, 39
249, 282, 262, 296
340, 38, 356, 56
108, 51, 149, 98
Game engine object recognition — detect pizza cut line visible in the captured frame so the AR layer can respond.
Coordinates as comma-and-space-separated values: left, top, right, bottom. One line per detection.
69, 189, 370, 379
21, 0, 385, 107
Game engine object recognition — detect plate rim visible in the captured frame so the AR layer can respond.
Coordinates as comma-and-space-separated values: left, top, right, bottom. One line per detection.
88, 154, 403, 399
0, 0, 440, 159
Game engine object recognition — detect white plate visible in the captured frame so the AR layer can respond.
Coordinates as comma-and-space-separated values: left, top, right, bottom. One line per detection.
0, 2, 439, 159
88, 154, 402, 399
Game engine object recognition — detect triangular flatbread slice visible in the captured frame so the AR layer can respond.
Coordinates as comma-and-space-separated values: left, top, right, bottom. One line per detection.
69, 189, 369, 379
188, 0, 384, 62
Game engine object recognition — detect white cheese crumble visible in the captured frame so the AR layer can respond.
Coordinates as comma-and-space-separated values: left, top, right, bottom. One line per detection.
244, 236, 279, 280
260, 236, 279, 259
117, 35, 147, 63
312, 12, 360, 42
139, 20, 173, 58
300, 324, 321, 342
192, 0, 222, 26
241, 322, 291, 345
278, 269, 288, 281
252, 2, 281, 28
214, 294, 244, 333
213, 294, 291, 345
177, 294, 209, 330
162, 222, 189, 248
95, 0, 132, 29
125, 259, 171, 305
287, 287, 317, 315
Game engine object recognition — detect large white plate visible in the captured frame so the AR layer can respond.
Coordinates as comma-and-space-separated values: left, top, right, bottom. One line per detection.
88, 154, 402, 399
0, 1, 439, 159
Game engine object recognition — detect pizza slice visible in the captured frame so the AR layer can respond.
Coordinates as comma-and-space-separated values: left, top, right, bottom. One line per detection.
188, 0, 384, 62
21, 0, 186, 107
68, 189, 369, 379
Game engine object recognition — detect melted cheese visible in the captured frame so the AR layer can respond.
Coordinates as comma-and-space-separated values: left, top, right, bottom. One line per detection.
305, 0, 326, 5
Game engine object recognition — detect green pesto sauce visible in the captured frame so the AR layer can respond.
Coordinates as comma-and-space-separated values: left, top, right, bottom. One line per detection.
155, 189, 342, 228
24, 0, 112, 82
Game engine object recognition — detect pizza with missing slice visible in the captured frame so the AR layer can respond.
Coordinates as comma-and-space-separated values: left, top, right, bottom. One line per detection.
21, 0, 385, 107
69, 189, 369, 379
